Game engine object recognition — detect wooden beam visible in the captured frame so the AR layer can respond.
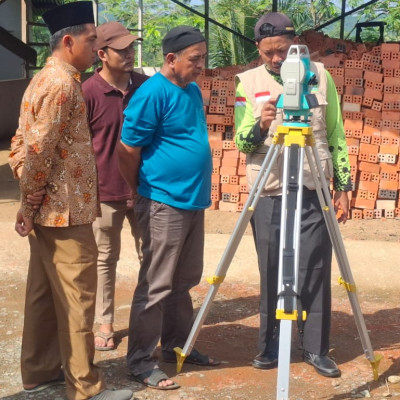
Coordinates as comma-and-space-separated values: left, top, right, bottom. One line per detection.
0, 26, 37, 65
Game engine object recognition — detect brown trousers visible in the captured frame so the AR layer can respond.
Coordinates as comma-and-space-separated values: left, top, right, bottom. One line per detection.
22, 224, 105, 400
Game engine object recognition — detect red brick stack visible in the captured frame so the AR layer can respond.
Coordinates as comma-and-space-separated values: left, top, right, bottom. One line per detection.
198, 31, 400, 219
198, 64, 255, 212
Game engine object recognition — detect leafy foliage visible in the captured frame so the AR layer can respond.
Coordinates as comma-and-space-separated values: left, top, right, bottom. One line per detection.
345, 0, 400, 43
31, 0, 400, 70
100, 0, 204, 66
207, 0, 264, 67
98, 0, 344, 67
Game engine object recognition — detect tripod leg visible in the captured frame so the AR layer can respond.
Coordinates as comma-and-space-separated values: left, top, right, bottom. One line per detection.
305, 146, 382, 380
173, 143, 281, 372
276, 319, 293, 400
276, 144, 305, 400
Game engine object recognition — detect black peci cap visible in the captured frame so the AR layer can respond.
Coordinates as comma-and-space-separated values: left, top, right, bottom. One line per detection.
42, 1, 95, 35
254, 12, 296, 42
162, 25, 206, 55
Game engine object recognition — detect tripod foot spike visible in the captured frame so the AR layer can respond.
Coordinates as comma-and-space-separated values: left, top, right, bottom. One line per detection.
370, 353, 383, 381
174, 347, 187, 373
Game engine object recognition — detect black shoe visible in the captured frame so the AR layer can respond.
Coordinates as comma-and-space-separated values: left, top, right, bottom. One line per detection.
252, 352, 278, 370
303, 351, 341, 378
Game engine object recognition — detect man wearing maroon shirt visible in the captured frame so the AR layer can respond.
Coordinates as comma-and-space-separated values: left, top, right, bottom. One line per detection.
82, 21, 148, 351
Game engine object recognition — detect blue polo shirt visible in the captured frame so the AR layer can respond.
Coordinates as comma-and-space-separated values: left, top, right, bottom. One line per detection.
121, 72, 212, 210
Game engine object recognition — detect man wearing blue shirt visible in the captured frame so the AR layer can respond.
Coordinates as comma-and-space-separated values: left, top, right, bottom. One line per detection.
118, 25, 219, 390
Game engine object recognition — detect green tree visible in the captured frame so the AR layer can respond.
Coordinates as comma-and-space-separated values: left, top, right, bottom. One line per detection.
207, 0, 266, 67
275, 0, 338, 33
100, 0, 204, 66
98, 0, 400, 67
207, 0, 341, 67
345, 0, 400, 43
32, 0, 400, 70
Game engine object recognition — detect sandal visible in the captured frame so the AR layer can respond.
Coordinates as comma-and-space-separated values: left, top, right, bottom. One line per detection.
162, 348, 221, 366
94, 331, 116, 351
129, 368, 180, 390
23, 371, 65, 392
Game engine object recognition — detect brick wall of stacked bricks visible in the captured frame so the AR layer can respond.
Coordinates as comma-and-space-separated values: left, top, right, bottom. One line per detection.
199, 30, 400, 219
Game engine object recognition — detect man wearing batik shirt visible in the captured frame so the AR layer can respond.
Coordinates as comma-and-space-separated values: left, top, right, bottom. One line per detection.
235, 12, 352, 379
8, 2, 133, 400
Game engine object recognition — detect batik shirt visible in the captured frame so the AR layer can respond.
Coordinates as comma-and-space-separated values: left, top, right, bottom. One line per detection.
9, 57, 99, 227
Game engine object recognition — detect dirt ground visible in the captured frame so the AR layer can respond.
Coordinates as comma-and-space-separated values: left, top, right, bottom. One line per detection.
1, 139, 400, 400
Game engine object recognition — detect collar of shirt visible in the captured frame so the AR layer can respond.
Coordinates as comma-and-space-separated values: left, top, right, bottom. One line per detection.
93, 67, 123, 94
264, 64, 283, 86
94, 68, 144, 95
46, 57, 82, 83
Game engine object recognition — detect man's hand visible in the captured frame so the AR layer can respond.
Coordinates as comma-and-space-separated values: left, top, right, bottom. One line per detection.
260, 98, 277, 133
126, 192, 138, 209
26, 189, 46, 210
333, 191, 349, 224
117, 142, 142, 197
15, 209, 34, 237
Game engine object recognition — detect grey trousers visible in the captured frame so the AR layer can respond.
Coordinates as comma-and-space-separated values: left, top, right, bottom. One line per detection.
250, 187, 332, 357
127, 195, 205, 375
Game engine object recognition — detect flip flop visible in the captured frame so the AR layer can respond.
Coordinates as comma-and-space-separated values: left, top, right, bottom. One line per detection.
162, 348, 221, 366
23, 371, 65, 393
94, 331, 116, 351
129, 368, 180, 390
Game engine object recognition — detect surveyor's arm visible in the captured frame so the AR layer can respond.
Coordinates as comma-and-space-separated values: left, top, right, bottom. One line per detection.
234, 80, 271, 153
325, 70, 352, 193
325, 70, 351, 223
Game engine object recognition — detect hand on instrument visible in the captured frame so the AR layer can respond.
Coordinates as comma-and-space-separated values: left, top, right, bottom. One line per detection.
259, 98, 277, 134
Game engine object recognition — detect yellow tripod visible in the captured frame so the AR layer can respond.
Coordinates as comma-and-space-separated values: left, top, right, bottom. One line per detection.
174, 44, 381, 400
173, 121, 381, 399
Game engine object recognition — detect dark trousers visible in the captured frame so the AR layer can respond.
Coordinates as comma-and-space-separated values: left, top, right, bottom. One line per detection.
127, 195, 205, 375
250, 188, 332, 356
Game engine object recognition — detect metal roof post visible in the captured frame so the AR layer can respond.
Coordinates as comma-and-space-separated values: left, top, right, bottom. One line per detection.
138, 0, 143, 68
21, 0, 31, 77
340, 0, 346, 39
205, 0, 209, 68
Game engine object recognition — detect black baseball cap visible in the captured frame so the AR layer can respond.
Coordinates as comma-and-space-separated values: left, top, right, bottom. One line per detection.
254, 12, 296, 42
162, 25, 206, 55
